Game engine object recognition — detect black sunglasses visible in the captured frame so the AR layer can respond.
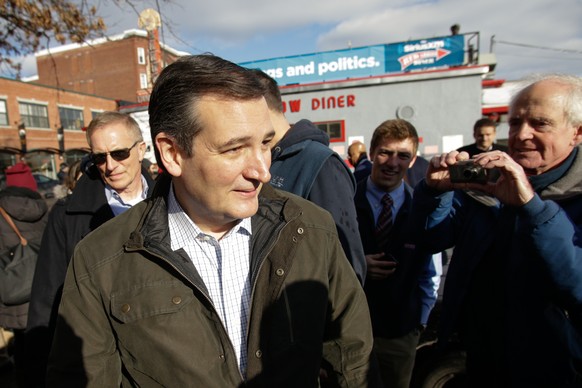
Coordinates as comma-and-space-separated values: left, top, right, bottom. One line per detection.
91, 141, 140, 165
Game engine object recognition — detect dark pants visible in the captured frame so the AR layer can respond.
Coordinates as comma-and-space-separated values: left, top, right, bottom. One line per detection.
374, 329, 421, 388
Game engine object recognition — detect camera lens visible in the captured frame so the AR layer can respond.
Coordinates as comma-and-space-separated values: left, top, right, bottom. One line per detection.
463, 167, 479, 179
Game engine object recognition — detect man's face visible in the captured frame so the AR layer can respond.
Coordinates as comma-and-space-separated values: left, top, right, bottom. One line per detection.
474, 126, 496, 151
170, 97, 274, 234
508, 80, 582, 175
90, 123, 145, 195
370, 137, 417, 192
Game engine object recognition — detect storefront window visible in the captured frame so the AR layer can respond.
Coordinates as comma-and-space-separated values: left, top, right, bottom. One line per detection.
63, 149, 90, 166
26, 150, 57, 179
0, 152, 17, 185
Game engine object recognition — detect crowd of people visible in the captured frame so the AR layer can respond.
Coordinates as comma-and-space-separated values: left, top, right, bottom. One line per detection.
0, 53, 580, 388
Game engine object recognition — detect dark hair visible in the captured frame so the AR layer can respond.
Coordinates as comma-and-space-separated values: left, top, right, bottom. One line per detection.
148, 54, 265, 165
370, 119, 419, 155
249, 69, 284, 113
86, 111, 142, 148
473, 118, 497, 133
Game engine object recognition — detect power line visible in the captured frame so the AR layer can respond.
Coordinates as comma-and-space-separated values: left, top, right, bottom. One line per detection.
493, 38, 582, 55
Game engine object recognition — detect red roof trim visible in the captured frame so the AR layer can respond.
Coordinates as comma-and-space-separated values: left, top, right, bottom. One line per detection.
482, 106, 508, 114
482, 79, 505, 88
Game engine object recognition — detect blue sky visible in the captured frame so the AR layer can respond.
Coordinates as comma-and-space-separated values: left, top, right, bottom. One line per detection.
15, 0, 582, 81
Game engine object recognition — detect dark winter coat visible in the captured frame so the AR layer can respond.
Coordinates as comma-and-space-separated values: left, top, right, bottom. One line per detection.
0, 187, 48, 329
47, 175, 374, 387
270, 119, 367, 284
26, 167, 154, 383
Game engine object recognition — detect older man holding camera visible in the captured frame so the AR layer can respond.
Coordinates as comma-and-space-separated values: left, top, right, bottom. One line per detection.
412, 74, 582, 387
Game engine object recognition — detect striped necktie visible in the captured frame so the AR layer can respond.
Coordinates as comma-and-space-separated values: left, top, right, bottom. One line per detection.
375, 194, 393, 248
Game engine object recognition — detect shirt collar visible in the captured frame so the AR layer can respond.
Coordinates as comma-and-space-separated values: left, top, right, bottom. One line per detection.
167, 183, 251, 240
367, 177, 405, 208
105, 174, 149, 216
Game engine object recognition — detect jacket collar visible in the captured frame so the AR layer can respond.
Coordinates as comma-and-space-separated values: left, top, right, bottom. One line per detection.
133, 174, 301, 249
67, 165, 155, 214
540, 144, 582, 201
128, 175, 299, 294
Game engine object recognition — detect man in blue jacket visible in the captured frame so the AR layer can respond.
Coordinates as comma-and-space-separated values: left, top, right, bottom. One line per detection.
412, 74, 582, 386
252, 69, 367, 284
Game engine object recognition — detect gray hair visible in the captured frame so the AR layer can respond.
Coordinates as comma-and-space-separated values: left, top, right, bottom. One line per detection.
85, 111, 143, 148
510, 73, 582, 127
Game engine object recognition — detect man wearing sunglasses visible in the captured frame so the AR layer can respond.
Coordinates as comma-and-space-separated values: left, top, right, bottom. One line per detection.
25, 111, 155, 386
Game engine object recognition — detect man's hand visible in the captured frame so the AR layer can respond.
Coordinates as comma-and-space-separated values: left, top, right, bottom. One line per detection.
425, 150, 471, 192
470, 151, 535, 206
366, 253, 398, 280
427, 150, 535, 207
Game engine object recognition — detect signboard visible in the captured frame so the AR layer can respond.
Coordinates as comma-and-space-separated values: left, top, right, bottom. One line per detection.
241, 35, 465, 85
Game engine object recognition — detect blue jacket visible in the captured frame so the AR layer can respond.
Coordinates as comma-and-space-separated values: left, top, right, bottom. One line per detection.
270, 119, 367, 284
412, 145, 582, 386
355, 179, 437, 338
353, 154, 372, 183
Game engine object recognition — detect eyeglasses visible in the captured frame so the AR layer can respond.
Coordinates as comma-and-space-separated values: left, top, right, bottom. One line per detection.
91, 141, 140, 165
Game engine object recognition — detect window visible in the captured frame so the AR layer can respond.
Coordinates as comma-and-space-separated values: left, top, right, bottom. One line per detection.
19, 102, 49, 128
58, 107, 84, 130
315, 120, 345, 142
137, 47, 146, 65
139, 73, 149, 89
91, 110, 103, 120
0, 99, 8, 126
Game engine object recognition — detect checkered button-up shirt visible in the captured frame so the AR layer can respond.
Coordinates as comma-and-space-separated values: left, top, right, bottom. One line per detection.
167, 186, 252, 376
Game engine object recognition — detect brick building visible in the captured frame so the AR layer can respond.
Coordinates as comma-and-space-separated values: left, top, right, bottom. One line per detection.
1, 29, 187, 179
0, 77, 117, 178
35, 29, 187, 103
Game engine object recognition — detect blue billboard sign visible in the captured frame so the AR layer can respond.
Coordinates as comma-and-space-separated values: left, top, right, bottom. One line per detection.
240, 35, 465, 85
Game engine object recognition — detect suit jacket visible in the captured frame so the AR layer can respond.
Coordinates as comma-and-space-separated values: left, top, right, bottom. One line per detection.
355, 179, 436, 338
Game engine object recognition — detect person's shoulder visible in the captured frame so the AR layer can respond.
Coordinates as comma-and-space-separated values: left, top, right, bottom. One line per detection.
262, 185, 335, 226
74, 200, 148, 254
47, 195, 70, 216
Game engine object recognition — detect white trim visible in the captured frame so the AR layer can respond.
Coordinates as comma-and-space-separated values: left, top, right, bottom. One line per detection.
57, 103, 84, 110
16, 98, 49, 106
21, 75, 39, 82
